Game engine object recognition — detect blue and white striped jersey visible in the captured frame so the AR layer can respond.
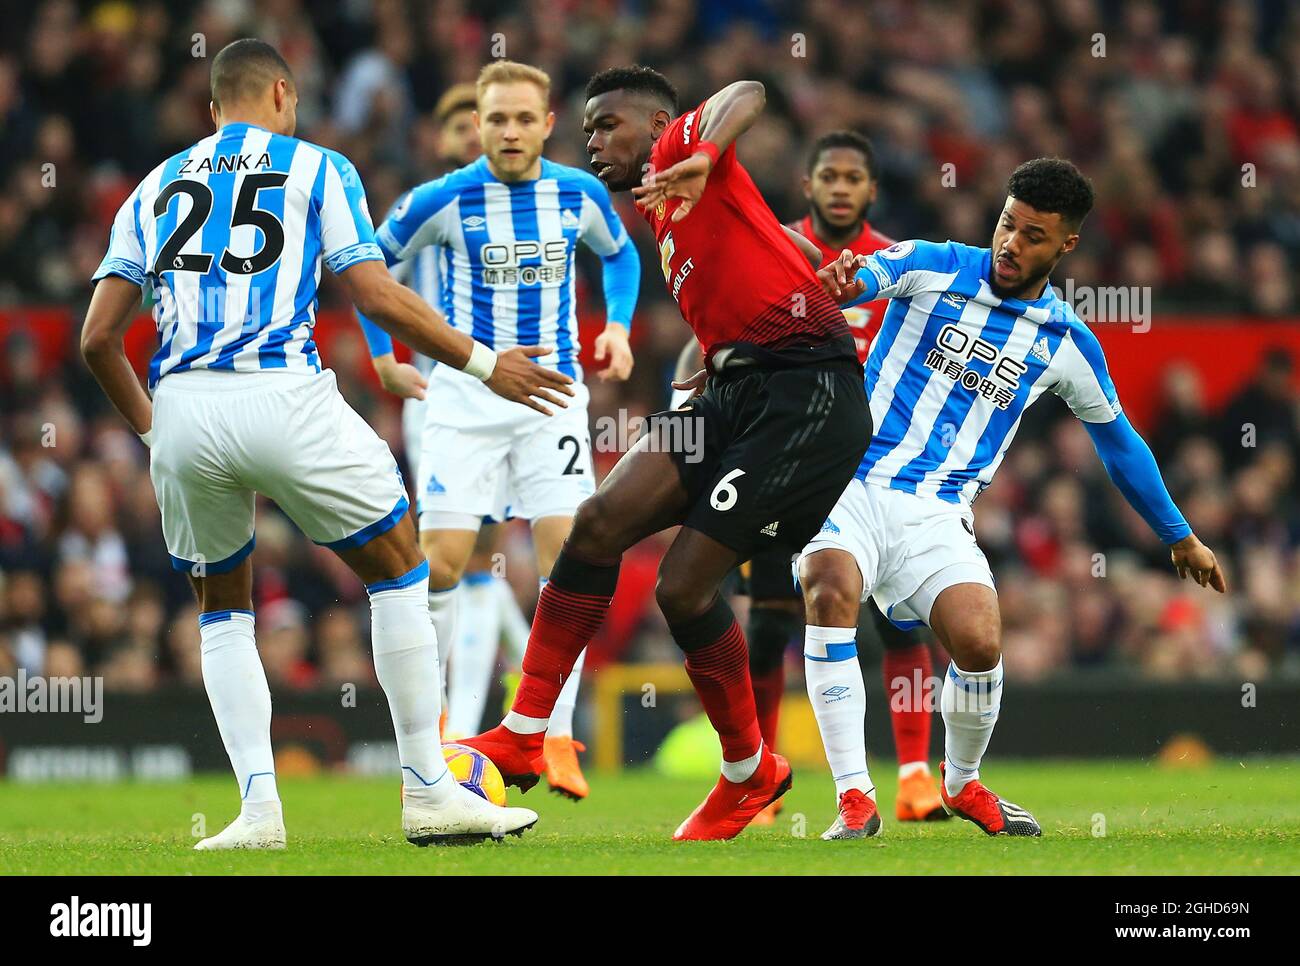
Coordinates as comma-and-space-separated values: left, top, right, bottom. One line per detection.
360, 155, 639, 379
93, 122, 382, 388
848, 239, 1124, 506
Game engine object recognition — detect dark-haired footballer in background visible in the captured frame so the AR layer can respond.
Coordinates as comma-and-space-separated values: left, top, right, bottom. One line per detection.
462, 67, 872, 841
805, 158, 1226, 839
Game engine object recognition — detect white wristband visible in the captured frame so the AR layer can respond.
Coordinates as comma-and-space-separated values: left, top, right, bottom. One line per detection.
139, 428, 154, 448
462, 341, 497, 381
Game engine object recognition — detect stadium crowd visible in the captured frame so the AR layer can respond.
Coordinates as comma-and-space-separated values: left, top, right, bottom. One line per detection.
1, 0, 1298, 693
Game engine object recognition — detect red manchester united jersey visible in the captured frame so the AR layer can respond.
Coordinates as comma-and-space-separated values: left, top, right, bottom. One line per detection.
787, 215, 894, 364
642, 101, 852, 368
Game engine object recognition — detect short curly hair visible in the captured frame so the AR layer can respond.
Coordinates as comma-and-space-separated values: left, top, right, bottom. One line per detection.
1007, 158, 1094, 229
808, 130, 877, 178
585, 66, 678, 113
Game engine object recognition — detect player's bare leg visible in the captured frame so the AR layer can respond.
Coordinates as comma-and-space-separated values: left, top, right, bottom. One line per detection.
337, 515, 539, 845
189, 559, 287, 851
462, 435, 689, 791
530, 514, 591, 800
799, 548, 882, 840
659, 526, 793, 841
927, 583, 1040, 836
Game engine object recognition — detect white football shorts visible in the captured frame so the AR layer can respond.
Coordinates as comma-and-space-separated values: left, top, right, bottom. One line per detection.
415, 365, 594, 531
150, 369, 409, 574
796, 478, 995, 629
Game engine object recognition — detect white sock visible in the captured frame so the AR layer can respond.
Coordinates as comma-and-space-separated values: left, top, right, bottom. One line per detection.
427, 583, 459, 704
547, 647, 585, 738
369, 564, 452, 797
496, 575, 530, 667
199, 610, 279, 806
804, 626, 873, 800
446, 572, 502, 735
899, 761, 930, 780
941, 658, 1003, 797
721, 743, 762, 783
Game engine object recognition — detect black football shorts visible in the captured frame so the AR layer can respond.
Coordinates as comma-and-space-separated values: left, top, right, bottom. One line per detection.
648, 356, 871, 560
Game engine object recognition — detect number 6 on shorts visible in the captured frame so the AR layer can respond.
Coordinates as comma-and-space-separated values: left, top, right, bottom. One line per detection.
710, 468, 746, 511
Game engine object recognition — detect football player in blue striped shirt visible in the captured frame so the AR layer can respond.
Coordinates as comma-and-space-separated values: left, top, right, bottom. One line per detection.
356, 61, 640, 798
80, 39, 571, 849
802, 158, 1227, 839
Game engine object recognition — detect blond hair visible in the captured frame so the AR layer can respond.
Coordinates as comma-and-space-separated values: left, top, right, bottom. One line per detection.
476, 60, 551, 105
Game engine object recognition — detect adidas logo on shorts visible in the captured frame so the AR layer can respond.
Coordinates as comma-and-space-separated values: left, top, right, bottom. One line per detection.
760, 520, 780, 537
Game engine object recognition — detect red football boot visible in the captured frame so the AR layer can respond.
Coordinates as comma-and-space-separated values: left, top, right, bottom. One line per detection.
673, 748, 792, 841
939, 762, 1041, 836
459, 724, 546, 794
820, 788, 883, 840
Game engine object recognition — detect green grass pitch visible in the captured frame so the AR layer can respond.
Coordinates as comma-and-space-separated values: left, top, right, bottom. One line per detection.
2, 760, 1297, 875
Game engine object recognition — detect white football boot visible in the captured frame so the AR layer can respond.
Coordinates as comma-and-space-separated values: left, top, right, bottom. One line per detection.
402, 782, 538, 846
194, 806, 287, 851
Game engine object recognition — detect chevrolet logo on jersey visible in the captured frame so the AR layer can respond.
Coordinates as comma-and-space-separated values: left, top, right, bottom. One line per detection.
480, 239, 569, 287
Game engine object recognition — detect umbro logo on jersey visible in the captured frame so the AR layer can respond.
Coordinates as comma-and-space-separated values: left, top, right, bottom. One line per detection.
1030, 336, 1052, 364
941, 292, 967, 309
462, 215, 487, 231
560, 209, 580, 229
760, 520, 780, 537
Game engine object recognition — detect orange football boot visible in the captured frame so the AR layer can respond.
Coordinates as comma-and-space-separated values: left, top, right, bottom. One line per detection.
895, 768, 949, 822
459, 724, 546, 793
939, 762, 1041, 836
543, 736, 589, 800
673, 748, 792, 841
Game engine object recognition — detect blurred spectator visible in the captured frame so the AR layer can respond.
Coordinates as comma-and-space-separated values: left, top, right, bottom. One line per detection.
0, 0, 1297, 688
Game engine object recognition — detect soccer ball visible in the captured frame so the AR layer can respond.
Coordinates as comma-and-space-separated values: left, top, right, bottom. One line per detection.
442, 742, 507, 806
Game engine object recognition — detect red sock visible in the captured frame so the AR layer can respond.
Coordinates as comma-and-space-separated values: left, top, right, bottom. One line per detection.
511, 549, 618, 722
882, 643, 933, 767
751, 665, 784, 751
672, 598, 762, 764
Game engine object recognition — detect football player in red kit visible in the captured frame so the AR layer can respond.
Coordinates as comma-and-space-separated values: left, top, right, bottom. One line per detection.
461, 67, 871, 840
746, 131, 948, 827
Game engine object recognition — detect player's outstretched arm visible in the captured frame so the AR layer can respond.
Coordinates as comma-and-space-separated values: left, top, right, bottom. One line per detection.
338, 260, 575, 416
81, 276, 153, 440
632, 81, 765, 222
1083, 415, 1227, 593
782, 225, 823, 269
